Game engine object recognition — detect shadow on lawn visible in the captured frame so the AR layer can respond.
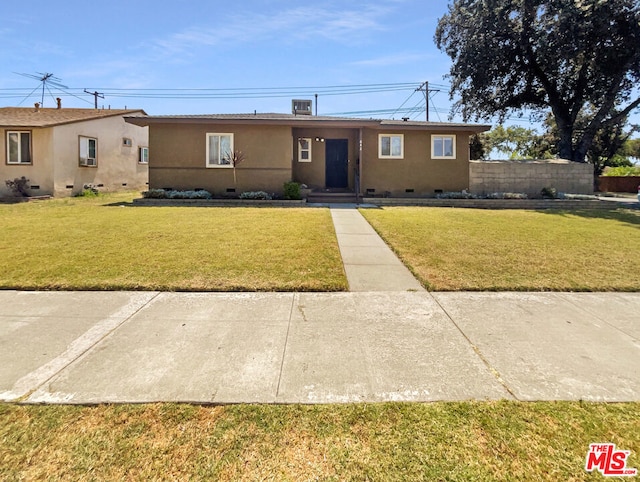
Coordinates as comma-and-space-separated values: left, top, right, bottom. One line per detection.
101, 201, 135, 207
535, 207, 640, 228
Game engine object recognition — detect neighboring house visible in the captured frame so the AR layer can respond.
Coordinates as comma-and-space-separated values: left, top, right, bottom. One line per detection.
1, 105, 149, 197
125, 109, 489, 197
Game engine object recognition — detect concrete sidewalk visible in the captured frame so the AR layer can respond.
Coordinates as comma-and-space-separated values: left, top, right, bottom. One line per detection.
1, 290, 638, 404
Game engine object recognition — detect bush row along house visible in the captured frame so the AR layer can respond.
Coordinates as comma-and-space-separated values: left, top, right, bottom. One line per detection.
124, 107, 490, 198
0, 104, 148, 198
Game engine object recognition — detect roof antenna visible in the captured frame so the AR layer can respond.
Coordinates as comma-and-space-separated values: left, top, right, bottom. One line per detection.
14, 72, 68, 107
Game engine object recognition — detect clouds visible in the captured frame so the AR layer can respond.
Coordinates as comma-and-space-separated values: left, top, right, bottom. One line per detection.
151, 3, 392, 59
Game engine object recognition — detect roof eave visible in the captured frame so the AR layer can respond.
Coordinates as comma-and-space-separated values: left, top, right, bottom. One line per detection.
124, 115, 491, 132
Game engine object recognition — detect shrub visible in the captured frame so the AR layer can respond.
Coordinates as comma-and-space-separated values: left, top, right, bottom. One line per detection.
142, 189, 212, 199
559, 193, 598, 200
283, 181, 301, 200
541, 187, 558, 199
76, 184, 99, 197
239, 191, 273, 200
485, 192, 528, 199
5, 176, 30, 197
602, 166, 640, 176
142, 189, 169, 199
436, 191, 478, 199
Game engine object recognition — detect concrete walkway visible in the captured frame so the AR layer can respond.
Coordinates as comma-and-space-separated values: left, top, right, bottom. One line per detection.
1, 290, 638, 404
331, 207, 424, 292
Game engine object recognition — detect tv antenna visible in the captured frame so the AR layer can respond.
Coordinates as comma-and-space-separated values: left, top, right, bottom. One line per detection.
14, 72, 69, 107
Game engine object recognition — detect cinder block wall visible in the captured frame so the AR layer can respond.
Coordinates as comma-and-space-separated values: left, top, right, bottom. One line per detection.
469, 159, 593, 196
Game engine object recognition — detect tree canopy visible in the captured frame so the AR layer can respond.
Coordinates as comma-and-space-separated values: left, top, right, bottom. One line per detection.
435, 0, 640, 163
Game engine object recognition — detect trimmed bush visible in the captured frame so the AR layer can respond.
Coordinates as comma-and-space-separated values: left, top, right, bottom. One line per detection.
283, 181, 302, 200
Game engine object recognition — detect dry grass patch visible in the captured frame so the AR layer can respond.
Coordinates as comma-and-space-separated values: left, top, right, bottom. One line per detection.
1, 402, 638, 480
360, 207, 640, 291
0, 193, 347, 291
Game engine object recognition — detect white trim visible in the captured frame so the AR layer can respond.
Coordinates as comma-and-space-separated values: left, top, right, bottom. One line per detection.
139, 146, 149, 164
298, 137, 312, 162
378, 134, 404, 159
206, 133, 234, 168
6, 130, 32, 164
79, 136, 97, 167
431, 134, 456, 159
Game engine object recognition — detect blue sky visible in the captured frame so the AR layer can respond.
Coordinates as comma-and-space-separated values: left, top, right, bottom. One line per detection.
1, 0, 637, 131
0, 0, 469, 120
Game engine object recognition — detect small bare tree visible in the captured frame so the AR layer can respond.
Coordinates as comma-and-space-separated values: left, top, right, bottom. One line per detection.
225, 150, 245, 186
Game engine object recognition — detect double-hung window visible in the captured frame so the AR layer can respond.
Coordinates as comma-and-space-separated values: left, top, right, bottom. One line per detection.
432, 135, 456, 159
6, 131, 32, 164
79, 136, 97, 166
206, 133, 233, 167
378, 134, 404, 159
298, 138, 312, 162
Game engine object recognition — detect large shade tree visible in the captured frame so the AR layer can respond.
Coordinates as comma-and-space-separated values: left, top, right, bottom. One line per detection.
435, 0, 640, 163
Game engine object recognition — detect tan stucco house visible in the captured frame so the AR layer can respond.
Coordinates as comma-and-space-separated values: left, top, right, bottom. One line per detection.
125, 111, 489, 197
1, 105, 149, 197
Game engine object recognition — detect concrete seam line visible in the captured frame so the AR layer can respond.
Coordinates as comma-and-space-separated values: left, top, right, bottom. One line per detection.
429, 292, 519, 401
275, 293, 296, 398
5, 291, 161, 402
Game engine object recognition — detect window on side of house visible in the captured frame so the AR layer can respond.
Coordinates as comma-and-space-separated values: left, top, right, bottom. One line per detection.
79, 136, 98, 167
139, 146, 149, 164
298, 138, 312, 162
378, 134, 404, 159
206, 133, 233, 167
432, 135, 456, 159
6, 131, 32, 164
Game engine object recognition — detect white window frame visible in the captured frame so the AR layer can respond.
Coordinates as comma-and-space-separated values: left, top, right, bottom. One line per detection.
6, 130, 32, 164
139, 146, 149, 164
432, 135, 456, 159
206, 133, 234, 168
79, 136, 97, 167
298, 138, 312, 162
378, 134, 404, 159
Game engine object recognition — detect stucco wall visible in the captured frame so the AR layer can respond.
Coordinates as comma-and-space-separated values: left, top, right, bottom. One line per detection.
149, 123, 293, 195
51, 115, 148, 196
0, 128, 55, 197
360, 129, 471, 196
1, 114, 148, 198
469, 159, 594, 196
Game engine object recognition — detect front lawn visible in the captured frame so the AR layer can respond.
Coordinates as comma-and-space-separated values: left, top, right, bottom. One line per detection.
360, 207, 640, 291
1, 401, 638, 481
0, 193, 347, 291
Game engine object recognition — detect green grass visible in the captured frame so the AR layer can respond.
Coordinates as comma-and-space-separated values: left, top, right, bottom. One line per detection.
361, 207, 640, 291
1, 401, 638, 481
0, 192, 347, 291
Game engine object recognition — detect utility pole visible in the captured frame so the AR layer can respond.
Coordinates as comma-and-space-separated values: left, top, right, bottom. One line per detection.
416, 81, 441, 122
84, 89, 104, 109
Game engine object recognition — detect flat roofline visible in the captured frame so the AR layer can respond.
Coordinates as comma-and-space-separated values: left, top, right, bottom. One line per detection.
125, 114, 490, 132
